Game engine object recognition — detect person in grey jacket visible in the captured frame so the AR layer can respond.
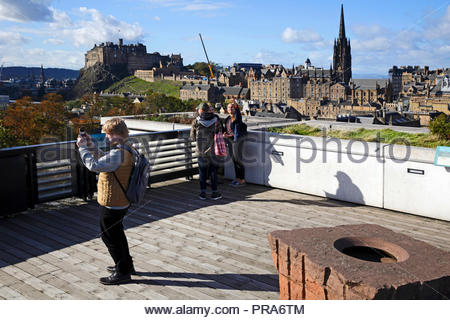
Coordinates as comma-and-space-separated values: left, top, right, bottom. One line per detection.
190, 103, 223, 200
77, 118, 135, 285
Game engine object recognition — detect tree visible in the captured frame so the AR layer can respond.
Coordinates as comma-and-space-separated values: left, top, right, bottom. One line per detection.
185, 62, 216, 77
429, 114, 450, 140
1, 94, 67, 146
35, 93, 68, 141
0, 122, 23, 148
1, 97, 36, 144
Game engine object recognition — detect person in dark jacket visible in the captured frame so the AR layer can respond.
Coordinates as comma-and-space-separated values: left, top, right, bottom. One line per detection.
190, 103, 223, 200
224, 102, 247, 187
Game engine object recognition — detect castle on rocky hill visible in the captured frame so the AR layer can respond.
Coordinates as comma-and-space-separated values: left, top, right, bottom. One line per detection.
84, 39, 183, 74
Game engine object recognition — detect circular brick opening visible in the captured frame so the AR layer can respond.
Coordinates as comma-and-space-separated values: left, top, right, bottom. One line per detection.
334, 237, 409, 263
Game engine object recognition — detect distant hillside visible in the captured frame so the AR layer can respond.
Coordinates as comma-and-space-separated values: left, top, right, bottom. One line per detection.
1, 66, 79, 80
105, 76, 182, 98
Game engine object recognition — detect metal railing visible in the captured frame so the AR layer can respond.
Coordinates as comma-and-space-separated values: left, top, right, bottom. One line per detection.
0, 129, 197, 216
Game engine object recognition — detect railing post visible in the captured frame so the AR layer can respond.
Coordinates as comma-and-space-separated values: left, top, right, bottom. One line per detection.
25, 150, 38, 209
184, 131, 194, 180
70, 143, 79, 199
75, 146, 96, 201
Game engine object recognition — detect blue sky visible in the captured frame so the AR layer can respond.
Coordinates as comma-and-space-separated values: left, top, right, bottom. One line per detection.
0, 0, 450, 76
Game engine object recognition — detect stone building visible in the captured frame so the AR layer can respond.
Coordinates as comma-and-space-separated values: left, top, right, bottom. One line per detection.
287, 98, 347, 120
249, 73, 303, 104
388, 65, 448, 98
84, 39, 182, 74
288, 97, 379, 120
330, 82, 351, 101
218, 66, 247, 87
179, 83, 249, 103
134, 65, 192, 83
222, 86, 250, 100
349, 79, 392, 106
409, 75, 450, 115
304, 79, 331, 100
179, 84, 222, 103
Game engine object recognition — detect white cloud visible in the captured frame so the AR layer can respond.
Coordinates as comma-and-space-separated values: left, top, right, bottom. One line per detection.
146, 0, 183, 6
349, 6, 450, 74
0, 6, 146, 68
423, 5, 450, 40
254, 50, 307, 66
182, 1, 231, 11
352, 37, 391, 52
0, 0, 53, 22
43, 38, 64, 45
0, 46, 84, 68
49, 7, 73, 29
281, 27, 323, 43
0, 31, 30, 46
58, 7, 144, 48
154, 16, 161, 21
147, 0, 231, 11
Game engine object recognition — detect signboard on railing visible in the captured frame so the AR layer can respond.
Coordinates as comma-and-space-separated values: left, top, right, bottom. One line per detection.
434, 146, 450, 167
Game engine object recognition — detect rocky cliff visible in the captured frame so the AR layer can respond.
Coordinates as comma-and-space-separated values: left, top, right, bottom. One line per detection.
69, 63, 129, 99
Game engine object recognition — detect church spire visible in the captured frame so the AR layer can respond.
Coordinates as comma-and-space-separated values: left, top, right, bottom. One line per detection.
339, 4, 346, 39
39, 64, 45, 83
333, 4, 351, 84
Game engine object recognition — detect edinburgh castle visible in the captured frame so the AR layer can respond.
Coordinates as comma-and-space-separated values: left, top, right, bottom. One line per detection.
70, 39, 183, 98
84, 39, 183, 74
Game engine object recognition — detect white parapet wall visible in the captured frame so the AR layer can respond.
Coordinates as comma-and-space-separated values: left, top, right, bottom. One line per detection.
101, 116, 191, 132
100, 116, 449, 221
224, 131, 450, 222
383, 145, 450, 221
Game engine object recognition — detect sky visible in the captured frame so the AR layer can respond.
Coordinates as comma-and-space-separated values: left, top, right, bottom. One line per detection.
0, 0, 450, 76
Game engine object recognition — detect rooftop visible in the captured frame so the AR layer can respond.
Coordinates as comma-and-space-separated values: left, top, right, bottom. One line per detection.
351, 78, 389, 90
1, 178, 449, 299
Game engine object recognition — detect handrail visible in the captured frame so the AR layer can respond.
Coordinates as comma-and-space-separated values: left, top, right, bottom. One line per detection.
0, 129, 197, 216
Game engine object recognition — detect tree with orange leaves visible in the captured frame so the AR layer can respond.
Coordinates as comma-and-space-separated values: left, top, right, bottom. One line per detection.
1, 94, 67, 147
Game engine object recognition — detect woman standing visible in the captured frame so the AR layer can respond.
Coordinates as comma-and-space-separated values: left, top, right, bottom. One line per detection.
190, 103, 223, 200
224, 102, 247, 187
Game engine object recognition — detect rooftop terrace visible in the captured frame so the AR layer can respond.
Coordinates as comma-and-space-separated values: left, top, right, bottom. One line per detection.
1, 178, 449, 299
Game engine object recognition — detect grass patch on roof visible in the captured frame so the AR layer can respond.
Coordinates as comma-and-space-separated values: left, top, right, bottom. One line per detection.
268, 125, 450, 148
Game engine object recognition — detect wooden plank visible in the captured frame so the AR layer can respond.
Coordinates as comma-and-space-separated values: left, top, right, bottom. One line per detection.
0, 285, 27, 299
0, 178, 449, 300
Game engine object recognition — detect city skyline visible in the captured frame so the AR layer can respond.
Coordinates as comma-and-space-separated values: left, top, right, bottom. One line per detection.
0, 0, 450, 76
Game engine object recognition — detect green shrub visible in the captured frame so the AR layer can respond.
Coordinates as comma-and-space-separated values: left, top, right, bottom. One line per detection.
429, 114, 450, 140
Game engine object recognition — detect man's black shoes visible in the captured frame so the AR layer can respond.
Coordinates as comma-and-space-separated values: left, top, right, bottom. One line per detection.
99, 271, 131, 285
211, 192, 222, 200
106, 265, 136, 275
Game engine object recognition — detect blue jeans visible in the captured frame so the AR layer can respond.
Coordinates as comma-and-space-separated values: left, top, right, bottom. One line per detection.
198, 156, 218, 192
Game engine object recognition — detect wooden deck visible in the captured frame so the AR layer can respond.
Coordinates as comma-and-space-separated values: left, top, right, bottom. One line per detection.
0, 179, 449, 300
